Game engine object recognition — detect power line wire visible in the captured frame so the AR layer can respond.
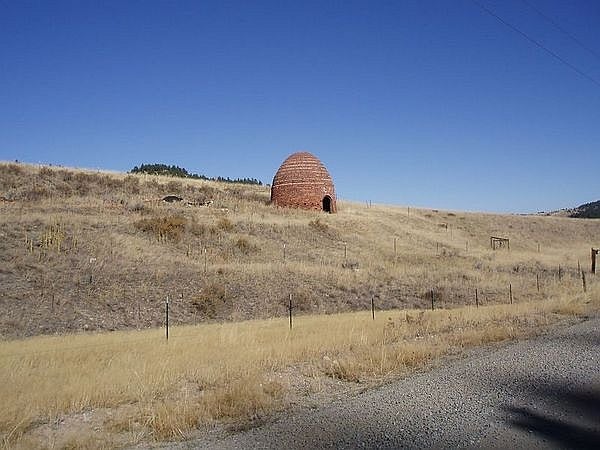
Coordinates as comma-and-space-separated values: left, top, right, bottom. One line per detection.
520, 0, 600, 63
471, 0, 600, 89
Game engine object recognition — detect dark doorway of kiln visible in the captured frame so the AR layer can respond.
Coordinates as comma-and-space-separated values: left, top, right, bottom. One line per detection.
322, 195, 332, 213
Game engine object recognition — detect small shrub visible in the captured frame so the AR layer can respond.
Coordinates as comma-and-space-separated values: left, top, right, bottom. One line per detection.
55, 182, 73, 197
4, 163, 23, 175
25, 184, 51, 201
123, 176, 140, 194
233, 237, 259, 255
191, 283, 228, 318
289, 288, 313, 312
134, 215, 186, 242
39, 166, 54, 177
60, 170, 73, 182
217, 217, 234, 232
126, 201, 146, 212
189, 219, 210, 237
308, 218, 328, 232
166, 180, 183, 194
322, 357, 360, 383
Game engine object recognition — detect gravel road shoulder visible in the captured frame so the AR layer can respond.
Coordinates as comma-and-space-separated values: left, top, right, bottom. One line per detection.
164, 315, 600, 449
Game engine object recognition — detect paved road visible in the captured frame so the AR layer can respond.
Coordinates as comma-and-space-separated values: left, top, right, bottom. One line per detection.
180, 317, 600, 449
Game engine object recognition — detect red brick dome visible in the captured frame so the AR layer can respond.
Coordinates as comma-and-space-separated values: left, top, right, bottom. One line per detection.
271, 151, 336, 213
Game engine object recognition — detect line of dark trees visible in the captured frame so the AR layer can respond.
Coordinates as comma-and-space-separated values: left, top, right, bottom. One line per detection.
130, 163, 263, 186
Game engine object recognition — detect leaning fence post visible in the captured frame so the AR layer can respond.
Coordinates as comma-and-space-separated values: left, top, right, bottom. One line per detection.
509, 284, 513, 305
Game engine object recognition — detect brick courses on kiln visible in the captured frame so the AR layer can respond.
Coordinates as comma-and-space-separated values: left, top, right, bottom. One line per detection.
270, 151, 337, 213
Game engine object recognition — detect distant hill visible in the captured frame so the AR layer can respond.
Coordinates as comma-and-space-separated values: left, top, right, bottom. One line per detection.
569, 200, 600, 219
538, 200, 600, 219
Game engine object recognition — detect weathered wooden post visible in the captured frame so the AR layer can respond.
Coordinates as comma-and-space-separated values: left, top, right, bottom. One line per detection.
431, 289, 435, 311
475, 288, 479, 308
283, 243, 286, 262
289, 294, 293, 330
536, 273, 540, 292
509, 284, 513, 305
592, 248, 598, 274
165, 296, 169, 341
582, 271, 587, 293
371, 295, 375, 320
203, 248, 208, 274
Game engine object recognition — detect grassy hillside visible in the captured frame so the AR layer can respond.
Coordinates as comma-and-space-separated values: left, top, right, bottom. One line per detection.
1, 161, 599, 448
1, 161, 599, 339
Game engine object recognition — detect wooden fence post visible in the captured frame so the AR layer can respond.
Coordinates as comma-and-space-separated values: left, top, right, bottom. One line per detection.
289, 294, 293, 329
371, 296, 375, 320
165, 296, 169, 341
431, 289, 434, 311
509, 284, 513, 304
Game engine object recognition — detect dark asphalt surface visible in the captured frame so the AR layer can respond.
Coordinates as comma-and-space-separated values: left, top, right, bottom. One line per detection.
174, 316, 600, 449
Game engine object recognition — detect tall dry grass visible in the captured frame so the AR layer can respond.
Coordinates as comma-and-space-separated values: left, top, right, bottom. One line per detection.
0, 282, 598, 447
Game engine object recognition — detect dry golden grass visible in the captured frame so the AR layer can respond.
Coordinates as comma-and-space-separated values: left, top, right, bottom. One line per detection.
1, 161, 599, 447
0, 283, 598, 448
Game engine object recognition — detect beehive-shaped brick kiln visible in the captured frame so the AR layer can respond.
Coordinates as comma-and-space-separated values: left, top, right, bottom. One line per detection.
271, 151, 336, 213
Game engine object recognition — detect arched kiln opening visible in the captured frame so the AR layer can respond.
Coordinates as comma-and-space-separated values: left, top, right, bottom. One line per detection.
322, 195, 332, 213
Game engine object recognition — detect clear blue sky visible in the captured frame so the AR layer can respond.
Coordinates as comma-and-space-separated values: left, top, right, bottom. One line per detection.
1, 0, 599, 213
